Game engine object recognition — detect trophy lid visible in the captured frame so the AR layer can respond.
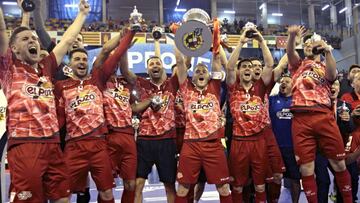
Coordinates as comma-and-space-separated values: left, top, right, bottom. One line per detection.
183, 8, 210, 24
130, 6, 142, 18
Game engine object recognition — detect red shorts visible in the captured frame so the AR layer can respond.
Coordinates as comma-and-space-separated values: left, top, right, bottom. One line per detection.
292, 110, 346, 164
64, 138, 114, 192
229, 134, 267, 186
264, 127, 286, 173
177, 140, 230, 184
106, 132, 137, 180
175, 127, 185, 153
7, 143, 70, 202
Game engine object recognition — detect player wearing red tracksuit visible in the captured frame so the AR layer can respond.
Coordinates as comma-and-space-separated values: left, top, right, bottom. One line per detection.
226, 26, 274, 203
287, 25, 352, 203
55, 30, 134, 203
103, 52, 137, 203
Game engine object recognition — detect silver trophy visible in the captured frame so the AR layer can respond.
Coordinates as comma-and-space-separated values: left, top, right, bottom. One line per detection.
175, 8, 213, 57
130, 6, 143, 32
151, 95, 163, 106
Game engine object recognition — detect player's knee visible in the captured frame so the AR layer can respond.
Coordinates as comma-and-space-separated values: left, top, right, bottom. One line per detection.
255, 184, 265, 192
216, 184, 230, 196
135, 178, 146, 192
232, 186, 243, 193
124, 180, 136, 191
329, 159, 347, 172
300, 162, 315, 176
99, 189, 113, 200
177, 184, 190, 197
273, 173, 283, 184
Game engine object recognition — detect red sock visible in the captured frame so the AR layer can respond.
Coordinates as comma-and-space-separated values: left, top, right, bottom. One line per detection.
267, 182, 281, 203
301, 175, 318, 203
97, 195, 115, 203
334, 170, 353, 203
121, 189, 135, 203
231, 191, 243, 203
220, 194, 233, 203
187, 184, 195, 203
255, 191, 266, 203
175, 194, 188, 203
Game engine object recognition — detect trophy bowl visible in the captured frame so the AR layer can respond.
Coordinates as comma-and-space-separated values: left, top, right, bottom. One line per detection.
183, 8, 211, 24
175, 8, 212, 57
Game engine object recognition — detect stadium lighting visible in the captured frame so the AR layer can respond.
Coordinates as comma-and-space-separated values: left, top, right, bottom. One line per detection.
224, 10, 236, 14
2, 2, 17, 6
64, 4, 78, 8
259, 3, 265, 10
272, 13, 283, 16
321, 4, 330, 11
174, 7, 186, 12
176, 0, 180, 6
339, 7, 347, 13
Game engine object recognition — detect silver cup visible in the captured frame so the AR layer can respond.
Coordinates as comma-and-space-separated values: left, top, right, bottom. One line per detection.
130, 6, 143, 31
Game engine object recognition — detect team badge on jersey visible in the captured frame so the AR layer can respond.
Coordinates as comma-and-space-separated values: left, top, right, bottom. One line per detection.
190, 97, 214, 114
109, 88, 130, 107
276, 108, 293, 119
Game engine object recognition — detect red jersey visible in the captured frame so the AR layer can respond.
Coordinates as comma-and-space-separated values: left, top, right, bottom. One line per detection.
180, 79, 222, 140
3, 52, 60, 147
103, 76, 133, 135
174, 90, 186, 128
344, 131, 360, 155
341, 92, 360, 128
228, 78, 270, 138
136, 76, 179, 139
290, 59, 332, 110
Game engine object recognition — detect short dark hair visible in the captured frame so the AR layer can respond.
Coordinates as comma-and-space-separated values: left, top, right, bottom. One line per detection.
303, 34, 313, 44
237, 59, 253, 69
349, 64, 360, 72
69, 48, 88, 60
9, 26, 31, 46
249, 57, 263, 66
146, 56, 161, 65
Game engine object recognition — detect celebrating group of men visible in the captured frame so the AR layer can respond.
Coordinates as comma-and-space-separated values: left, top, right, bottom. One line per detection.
0, 0, 359, 203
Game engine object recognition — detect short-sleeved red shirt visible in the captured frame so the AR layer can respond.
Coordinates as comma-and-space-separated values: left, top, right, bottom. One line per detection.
135, 75, 179, 139
4, 52, 60, 147
180, 78, 222, 140
55, 68, 107, 140
103, 76, 133, 135
228, 78, 270, 138
290, 59, 332, 111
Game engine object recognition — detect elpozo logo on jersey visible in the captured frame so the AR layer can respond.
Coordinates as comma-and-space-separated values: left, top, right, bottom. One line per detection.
69, 92, 97, 109
23, 83, 54, 100
301, 64, 326, 84
276, 108, 293, 119
240, 100, 261, 114
190, 98, 214, 114
109, 89, 130, 105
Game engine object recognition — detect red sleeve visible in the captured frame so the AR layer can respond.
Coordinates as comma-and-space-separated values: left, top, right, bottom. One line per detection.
93, 30, 135, 86
341, 93, 354, 104
41, 52, 59, 79
170, 74, 180, 92
179, 78, 189, 96
54, 81, 66, 128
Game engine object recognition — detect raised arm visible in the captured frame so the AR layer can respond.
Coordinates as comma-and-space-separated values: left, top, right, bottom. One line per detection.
18, 0, 30, 28
119, 51, 137, 85
252, 28, 274, 85
0, 7, 8, 55
94, 29, 135, 85
174, 47, 187, 84
273, 54, 288, 81
321, 40, 337, 81
32, 0, 53, 51
52, 0, 90, 66
286, 25, 304, 70
154, 35, 161, 58
226, 30, 247, 85
92, 31, 122, 69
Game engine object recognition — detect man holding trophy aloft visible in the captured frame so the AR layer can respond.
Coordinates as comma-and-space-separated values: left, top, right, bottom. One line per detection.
174, 9, 233, 203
